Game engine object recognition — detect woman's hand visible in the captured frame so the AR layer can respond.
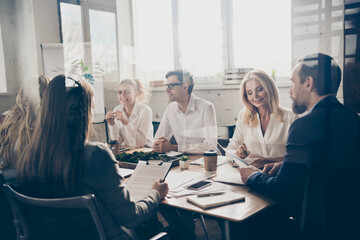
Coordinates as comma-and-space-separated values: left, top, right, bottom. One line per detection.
114, 110, 129, 125
235, 143, 250, 159
152, 179, 169, 199
105, 111, 115, 126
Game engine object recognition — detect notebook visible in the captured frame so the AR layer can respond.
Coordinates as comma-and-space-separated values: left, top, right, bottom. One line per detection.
187, 191, 245, 209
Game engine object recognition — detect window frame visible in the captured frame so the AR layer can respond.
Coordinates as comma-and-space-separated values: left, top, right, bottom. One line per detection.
132, 0, 292, 86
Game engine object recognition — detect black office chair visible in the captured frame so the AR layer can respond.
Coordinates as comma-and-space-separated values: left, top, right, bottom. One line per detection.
3, 183, 168, 240
3, 183, 108, 240
0, 170, 17, 240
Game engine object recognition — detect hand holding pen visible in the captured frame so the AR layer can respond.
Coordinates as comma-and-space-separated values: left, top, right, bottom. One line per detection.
235, 143, 250, 159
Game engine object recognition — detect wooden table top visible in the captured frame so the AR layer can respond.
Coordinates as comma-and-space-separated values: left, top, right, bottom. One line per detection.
162, 154, 275, 222
118, 149, 275, 222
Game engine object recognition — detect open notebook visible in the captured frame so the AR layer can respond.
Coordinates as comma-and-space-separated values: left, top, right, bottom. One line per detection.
187, 191, 245, 209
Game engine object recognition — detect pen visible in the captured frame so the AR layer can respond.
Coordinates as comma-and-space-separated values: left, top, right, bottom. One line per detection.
197, 192, 225, 198
231, 159, 239, 168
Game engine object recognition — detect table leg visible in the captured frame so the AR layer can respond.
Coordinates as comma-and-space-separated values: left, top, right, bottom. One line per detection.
222, 220, 231, 240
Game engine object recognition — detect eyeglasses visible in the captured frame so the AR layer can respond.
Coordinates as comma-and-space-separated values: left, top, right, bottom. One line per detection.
164, 83, 183, 90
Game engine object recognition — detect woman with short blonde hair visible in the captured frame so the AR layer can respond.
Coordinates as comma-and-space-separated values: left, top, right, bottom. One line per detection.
228, 70, 298, 168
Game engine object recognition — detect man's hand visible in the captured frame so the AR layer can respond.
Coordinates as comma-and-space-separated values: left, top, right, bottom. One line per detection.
152, 179, 169, 199
251, 157, 283, 169
105, 111, 115, 126
263, 162, 283, 176
237, 165, 258, 184
153, 137, 176, 153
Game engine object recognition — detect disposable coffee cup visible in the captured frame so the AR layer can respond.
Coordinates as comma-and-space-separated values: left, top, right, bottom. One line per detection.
203, 150, 218, 173
111, 143, 119, 156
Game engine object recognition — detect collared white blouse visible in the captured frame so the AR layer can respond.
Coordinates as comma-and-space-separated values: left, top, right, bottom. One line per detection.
108, 101, 153, 148
155, 94, 217, 154
227, 107, 298, 158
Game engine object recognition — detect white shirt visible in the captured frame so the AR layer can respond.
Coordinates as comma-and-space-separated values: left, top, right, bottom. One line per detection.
227, 107, 298, 159
155, 94, 217, 154
108, 101, 153, 147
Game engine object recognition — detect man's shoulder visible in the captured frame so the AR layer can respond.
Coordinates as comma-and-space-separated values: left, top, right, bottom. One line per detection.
193, 95, 214, 109
164, 101, 178, 112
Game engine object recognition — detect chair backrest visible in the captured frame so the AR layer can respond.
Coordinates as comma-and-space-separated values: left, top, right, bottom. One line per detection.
2, 184, 108, 240
0, 171, 16, 239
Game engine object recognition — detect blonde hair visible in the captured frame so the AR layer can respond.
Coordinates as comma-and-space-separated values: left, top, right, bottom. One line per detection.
118, 78, 149, 103
240, 70, 283, 127
0, 75, 50, 169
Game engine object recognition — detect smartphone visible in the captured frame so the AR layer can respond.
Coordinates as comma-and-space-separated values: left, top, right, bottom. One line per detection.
187, 180, 212, 191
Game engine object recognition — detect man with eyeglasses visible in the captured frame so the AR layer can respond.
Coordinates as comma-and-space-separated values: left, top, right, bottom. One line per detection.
153, 69, 217, 154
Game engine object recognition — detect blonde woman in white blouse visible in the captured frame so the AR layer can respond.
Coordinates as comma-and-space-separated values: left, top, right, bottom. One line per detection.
227, 70, 298, 168
105, 79, 153, 148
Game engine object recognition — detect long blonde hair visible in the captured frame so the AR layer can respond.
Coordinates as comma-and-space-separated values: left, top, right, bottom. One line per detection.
240, 70, 283, 127
17, 75, 94, 195
0, 75, 50, 169
119, 78, 149, 103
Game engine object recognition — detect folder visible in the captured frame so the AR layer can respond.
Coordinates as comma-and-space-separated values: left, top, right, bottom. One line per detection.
187, 191, 245, 209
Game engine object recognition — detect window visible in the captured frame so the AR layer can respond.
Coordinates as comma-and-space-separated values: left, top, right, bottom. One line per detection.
133, 0, 174, 82
0, 21, 7, 93
133, 0, 292, 85
232, 0, 292, 78
178, 0, 223, 79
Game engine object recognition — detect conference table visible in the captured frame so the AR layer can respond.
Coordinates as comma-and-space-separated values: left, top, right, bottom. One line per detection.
161, 154, 275, 240
119, 149, 275, 240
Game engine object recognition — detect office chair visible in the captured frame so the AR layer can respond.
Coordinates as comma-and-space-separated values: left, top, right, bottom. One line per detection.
3, 183, 107, 240
3, 183, 168, 240
0, 171, 16, 240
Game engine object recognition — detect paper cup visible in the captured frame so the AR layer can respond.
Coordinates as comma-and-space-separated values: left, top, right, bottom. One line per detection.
203, 150, 218, 173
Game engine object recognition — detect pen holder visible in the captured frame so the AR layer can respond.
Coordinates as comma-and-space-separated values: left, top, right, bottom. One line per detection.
203, 150, 218, 173
180, 160, 190, 170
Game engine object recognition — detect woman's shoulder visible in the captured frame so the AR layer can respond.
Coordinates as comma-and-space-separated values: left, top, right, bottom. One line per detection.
279, 106, 298, 122
84, 142, 116, 163
237, 109, 246, 119
137, 102, 152, 112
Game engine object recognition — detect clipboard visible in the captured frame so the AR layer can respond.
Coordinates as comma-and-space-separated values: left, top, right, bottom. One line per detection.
126, 161, 172, 202
217, 143, 250, 166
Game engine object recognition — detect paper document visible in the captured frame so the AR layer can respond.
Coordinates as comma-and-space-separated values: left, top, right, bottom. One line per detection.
126, 161, 172, 202
190, 156, 229, 167
118, 167, 134, 178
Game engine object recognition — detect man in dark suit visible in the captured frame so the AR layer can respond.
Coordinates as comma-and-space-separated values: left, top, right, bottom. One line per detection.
239, 53, 360, 239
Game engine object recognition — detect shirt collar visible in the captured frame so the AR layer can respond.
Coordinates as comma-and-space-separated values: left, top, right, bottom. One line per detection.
176, 94, 196, 114
120, 101, 139, 118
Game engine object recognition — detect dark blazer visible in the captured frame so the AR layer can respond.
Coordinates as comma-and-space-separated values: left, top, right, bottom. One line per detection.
247, 96, 360, 239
